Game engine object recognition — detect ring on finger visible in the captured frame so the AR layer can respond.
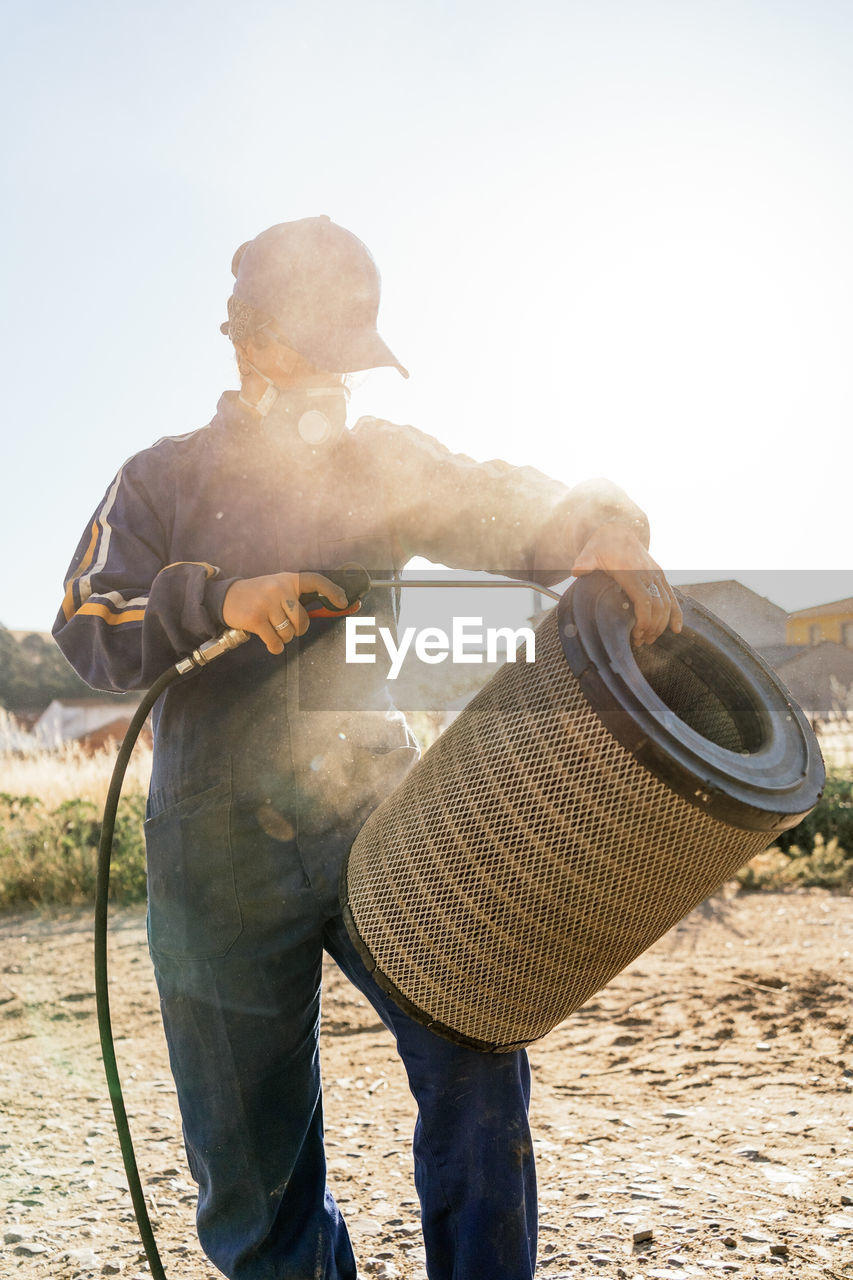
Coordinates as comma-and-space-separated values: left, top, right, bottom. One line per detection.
274, 619, 294, 633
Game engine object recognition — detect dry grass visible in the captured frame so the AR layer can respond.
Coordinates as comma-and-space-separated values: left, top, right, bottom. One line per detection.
0, 739, 151, 807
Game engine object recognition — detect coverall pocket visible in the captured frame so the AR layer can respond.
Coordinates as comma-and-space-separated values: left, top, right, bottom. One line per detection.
144, 778, 243, 961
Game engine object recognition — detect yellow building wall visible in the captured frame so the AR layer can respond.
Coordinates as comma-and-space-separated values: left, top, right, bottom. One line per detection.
787, 611, 853, 645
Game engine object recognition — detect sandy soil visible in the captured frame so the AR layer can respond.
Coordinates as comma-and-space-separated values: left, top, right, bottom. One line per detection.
1, 890, 851, 1280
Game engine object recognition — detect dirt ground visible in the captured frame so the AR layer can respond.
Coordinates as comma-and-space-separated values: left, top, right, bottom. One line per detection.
1, 890, 851, 1280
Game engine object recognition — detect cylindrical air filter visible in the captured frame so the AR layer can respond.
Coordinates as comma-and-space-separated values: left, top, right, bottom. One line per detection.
341, 573, 824, 1052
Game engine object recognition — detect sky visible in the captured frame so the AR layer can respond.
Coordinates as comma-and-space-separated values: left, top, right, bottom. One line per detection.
2, 0, 852, 634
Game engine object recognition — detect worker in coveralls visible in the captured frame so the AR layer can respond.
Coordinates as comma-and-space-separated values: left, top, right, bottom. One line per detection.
54, 216, 682, 1280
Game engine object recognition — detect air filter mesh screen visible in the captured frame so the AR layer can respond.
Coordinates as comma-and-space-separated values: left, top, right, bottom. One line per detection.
345, 611, 773, 1051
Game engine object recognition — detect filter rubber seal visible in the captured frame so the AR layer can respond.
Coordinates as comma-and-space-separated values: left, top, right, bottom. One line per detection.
557, 572, 825, 832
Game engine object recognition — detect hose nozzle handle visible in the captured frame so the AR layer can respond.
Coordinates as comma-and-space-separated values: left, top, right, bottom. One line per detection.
299, 563, 372, 616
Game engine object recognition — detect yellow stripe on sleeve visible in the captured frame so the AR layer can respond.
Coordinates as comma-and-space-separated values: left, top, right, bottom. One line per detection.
76, 601, 147, 626
62, 520, 100, 621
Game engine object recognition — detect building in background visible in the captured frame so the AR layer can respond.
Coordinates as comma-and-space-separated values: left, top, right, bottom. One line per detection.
34, 698, 149, 753
785, 597, 853, 649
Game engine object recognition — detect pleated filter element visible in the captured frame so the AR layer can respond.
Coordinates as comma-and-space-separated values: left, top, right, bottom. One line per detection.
341, 573, 824, 1052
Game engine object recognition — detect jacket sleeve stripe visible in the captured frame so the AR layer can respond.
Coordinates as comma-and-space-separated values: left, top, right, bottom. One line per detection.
76, 601, 148, 626
61, 468, 126, 620
61, 519, 100, 620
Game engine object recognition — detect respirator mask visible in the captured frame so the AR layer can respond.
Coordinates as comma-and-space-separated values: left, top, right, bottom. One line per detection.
239, 357, 350, 446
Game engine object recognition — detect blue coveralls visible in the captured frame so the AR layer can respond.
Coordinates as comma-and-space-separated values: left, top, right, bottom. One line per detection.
54, 392, 646, 1279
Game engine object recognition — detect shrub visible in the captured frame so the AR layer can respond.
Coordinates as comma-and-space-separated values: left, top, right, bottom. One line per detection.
0, 792, 148, 909
0, 740, 150, 909
736, 834, 852, 893
774, 770, 853, 857
736, 768, 852, 893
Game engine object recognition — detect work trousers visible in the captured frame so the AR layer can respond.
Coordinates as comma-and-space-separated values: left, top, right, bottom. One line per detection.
150, 894, 538, 1280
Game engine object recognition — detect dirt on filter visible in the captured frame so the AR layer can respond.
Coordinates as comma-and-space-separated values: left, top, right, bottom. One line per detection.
1, 890, 852, 1280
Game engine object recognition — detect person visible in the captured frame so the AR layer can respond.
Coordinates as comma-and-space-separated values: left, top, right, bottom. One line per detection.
54, 215, 682, 1280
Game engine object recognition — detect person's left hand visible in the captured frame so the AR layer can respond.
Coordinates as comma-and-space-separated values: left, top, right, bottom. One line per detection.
573, 521, 683, 647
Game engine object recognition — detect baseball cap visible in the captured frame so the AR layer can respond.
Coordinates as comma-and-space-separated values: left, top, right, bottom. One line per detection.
222, 215, 409, 378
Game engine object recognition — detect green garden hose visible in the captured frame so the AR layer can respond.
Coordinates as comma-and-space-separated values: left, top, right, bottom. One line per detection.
94, 666, 178, 1280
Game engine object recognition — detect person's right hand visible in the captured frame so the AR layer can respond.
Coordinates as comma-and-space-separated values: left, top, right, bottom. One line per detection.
572, 521, 683, 647
223, 572, 349, 654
